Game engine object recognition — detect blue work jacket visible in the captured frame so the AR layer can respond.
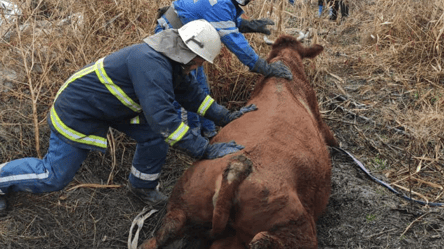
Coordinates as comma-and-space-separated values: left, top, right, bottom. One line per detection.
48, 43, 217, 157
166, 0, 259, 69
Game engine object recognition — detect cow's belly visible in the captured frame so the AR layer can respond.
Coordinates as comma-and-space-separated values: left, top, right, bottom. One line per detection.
232, 177, 305, 241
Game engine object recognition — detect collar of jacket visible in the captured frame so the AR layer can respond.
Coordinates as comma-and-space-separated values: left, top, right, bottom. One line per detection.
143, 29, 196, 65
171, 61, 191, 89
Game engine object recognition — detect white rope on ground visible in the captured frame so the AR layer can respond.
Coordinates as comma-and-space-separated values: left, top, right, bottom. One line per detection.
128, 207, 158, 249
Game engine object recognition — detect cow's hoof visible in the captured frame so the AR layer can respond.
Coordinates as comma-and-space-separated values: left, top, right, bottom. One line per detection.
138, 238, 157, 249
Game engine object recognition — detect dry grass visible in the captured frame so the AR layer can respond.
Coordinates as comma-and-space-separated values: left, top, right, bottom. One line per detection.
0, 0, 443, 213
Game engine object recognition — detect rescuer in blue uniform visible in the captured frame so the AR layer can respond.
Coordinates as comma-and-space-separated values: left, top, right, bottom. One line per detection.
0, 20, 258, 213
156, 0, 293, 139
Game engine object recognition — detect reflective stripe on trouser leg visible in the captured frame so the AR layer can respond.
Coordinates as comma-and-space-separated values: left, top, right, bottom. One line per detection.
0, 132, 89, 194
112, 123, 169, 190
128, 138, 168, 189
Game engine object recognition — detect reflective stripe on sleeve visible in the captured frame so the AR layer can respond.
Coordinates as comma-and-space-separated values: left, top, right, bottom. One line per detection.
210, 21, 238, 37
50, 106, 107, 149
218, 28, 239, 37
130, 115, 140, 124
197, 95, 215, 116
131, 166, 160, 181
164, 122, 189, 146
95, 58, 142, 113
210, 21, 236, 29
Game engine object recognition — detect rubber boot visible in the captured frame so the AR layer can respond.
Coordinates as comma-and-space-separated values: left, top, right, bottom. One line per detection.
128, 183, 168, 207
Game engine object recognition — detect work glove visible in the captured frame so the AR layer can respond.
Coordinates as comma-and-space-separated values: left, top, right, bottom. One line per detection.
225, 104, 258, 122
203, 140, 245, 159
205, 103, 258, 127
251, 58, 293, 80
218, 104, 258, 126
239, 18, 275, 35
318, 5, 323, 17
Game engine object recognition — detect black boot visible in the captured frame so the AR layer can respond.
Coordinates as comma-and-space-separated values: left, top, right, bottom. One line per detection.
128, 183, 168, 207
0, 195, 7, 216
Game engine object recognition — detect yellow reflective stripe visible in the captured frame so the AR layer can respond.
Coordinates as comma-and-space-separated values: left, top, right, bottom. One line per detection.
197, 95, 215, 116
50, 106, 107, 148
95, 58, 142, 113
165, 122, 189, 146
130, 115, 140, 124
54, 65, 96, 101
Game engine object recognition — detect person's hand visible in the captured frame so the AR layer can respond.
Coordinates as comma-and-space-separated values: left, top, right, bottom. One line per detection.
203, 141, 244, 159
268, 61, 293, 80
251, 58, 293, 80
227, 104, 258, 121
239, 18, 275, 35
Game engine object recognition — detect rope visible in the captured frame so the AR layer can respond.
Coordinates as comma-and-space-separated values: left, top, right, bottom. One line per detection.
335, 147, 444, 207
128, 207, 159, 249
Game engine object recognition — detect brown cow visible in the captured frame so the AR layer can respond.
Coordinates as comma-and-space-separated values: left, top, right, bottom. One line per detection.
140, 35, 338, 249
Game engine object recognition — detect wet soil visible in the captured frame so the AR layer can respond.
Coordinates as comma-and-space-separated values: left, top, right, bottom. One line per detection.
1, 141, 443, 249
317, 147, 444, 249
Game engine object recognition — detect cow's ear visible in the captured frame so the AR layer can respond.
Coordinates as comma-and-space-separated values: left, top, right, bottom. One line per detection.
301, 45, 323, 59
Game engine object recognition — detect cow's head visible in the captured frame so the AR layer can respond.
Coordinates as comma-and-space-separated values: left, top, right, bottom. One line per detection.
267, 35, 323, 63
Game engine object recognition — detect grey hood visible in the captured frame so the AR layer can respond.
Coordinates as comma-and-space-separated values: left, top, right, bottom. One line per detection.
143, 29, 196, 64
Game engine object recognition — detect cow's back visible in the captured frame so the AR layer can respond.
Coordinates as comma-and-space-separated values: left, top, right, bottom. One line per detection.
209, 38, 333, 247
211, 76, 332, 239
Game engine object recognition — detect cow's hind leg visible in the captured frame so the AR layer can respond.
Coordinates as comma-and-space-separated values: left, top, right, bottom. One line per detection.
211, 154, 253, 237
249, 232, 284, 249
139, 209, 187, 249
249, 215, 317, 249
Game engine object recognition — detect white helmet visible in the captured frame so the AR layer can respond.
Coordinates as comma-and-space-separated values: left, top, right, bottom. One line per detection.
178, 19, 221, 64
235, 0, 251, 6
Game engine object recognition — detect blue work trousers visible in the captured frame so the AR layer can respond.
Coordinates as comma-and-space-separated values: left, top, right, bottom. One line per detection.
0, 125, 168, 194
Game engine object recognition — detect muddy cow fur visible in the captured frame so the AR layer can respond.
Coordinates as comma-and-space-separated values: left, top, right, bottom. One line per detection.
140, 35, 338, 249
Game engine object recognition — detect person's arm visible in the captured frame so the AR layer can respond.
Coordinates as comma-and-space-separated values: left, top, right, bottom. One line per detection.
128, 47, 244, 159
127, 48, 208, 158
174, 71, 257, 127
205, 6, 292, 79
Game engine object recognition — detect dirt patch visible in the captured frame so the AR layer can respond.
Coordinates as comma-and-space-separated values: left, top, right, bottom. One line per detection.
1, 146, 443, 249
317, 148, 444, 249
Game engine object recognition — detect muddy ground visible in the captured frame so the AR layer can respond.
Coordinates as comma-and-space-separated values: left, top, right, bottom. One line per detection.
1, 2, 444, 249
2, 132, 444, 249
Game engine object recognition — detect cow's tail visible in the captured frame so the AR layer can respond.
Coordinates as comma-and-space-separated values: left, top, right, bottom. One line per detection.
210, 154, 253, 237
